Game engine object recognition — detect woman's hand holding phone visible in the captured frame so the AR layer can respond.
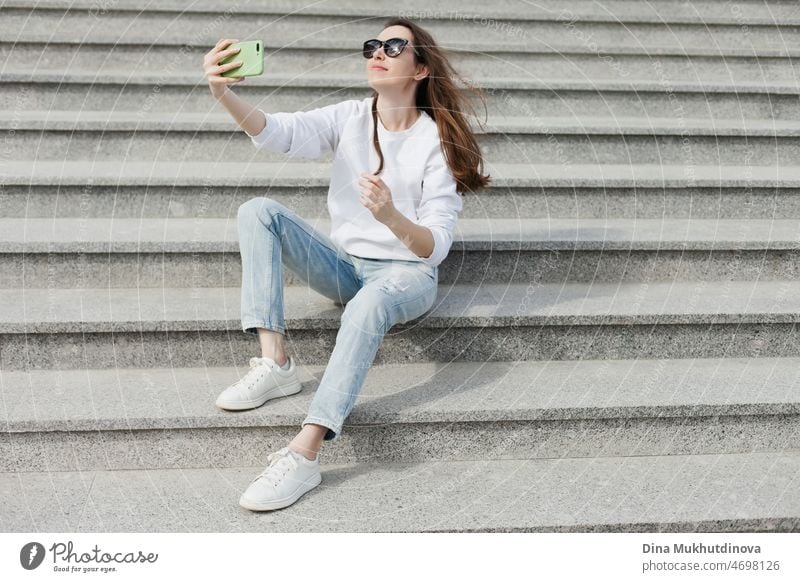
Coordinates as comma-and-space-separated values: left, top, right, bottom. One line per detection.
203, 38, 267, 137
204, 38, 246, 99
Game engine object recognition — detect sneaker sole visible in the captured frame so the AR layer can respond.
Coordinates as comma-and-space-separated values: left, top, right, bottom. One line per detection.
238, 471, 322, 511
216, 378, 302, 411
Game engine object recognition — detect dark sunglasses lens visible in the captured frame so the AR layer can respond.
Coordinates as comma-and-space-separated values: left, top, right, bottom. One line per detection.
363, 40, 381, 58
385, 39, 406, 56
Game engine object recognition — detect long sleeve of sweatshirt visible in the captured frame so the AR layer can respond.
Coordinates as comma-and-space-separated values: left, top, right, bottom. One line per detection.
246, 100, 359, 159
415, 148, 464, 267
246, 96, 463, 268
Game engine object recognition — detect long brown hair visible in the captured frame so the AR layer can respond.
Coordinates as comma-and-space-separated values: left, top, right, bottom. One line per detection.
370, 17, 491, 194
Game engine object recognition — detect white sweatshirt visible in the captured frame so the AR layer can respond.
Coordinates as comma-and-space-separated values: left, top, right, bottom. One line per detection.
246, 96, 463, 268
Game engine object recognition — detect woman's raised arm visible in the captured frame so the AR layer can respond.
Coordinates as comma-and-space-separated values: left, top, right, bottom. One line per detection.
203, 38, 266, 137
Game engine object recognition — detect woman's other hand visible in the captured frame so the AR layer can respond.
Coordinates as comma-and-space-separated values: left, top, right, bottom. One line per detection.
359, 172, 399, 225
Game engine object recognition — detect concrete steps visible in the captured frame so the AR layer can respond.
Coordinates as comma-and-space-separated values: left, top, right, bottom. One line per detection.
1, 451, 797, 532
7, 45, 800, 86
2, 356, 799, 471
2, 216, 800, 288
7, 111, 800, 165
12, 157, 800, 186
6, 164, 800, 221
4, 1, 799, 52
4, 72, 800, 120
3, 0, 799, 531
5, 0, 800, 26
5, 161, 800, 220
3, 280, 800, 371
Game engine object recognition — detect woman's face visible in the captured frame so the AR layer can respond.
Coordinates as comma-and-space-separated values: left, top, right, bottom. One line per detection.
366, 25, 426, 90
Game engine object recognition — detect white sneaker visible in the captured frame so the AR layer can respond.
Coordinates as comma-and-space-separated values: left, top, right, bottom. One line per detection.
216, 356, 301, 411
239, 446, 322, 511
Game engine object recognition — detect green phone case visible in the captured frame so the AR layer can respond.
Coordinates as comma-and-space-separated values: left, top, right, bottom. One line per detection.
219, 40, 263, 77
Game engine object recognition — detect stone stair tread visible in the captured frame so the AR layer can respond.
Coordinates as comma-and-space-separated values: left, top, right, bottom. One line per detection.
7, 160, 800, 188
2, 217, 800, 253
2, 280, 800, 334
2, 450, 797, 531
5, 42, 799, 60
3, 357, 799, 432
3, 69, 797, 94
7, 42, 800, 59
6, 110, 800, 136
5, 33, 800, 59
7, 0, 800, 27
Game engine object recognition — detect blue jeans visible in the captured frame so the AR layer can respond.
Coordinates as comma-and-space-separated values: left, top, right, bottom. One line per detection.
237, 196, 439, 442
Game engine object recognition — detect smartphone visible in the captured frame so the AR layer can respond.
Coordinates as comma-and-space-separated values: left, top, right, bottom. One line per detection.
219, 40, 264, 77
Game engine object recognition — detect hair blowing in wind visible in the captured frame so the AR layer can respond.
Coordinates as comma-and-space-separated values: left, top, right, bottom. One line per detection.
369, 17, 492, 194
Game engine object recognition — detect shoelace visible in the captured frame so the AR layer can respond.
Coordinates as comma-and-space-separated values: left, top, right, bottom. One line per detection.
230, 357, 274, 391
252, 447, 298, 487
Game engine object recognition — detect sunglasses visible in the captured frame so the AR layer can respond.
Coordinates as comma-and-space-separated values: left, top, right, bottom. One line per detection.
363, 38, 421, 59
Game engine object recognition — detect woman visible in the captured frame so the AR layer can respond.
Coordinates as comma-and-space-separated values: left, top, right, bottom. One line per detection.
203, 17, 490, 511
